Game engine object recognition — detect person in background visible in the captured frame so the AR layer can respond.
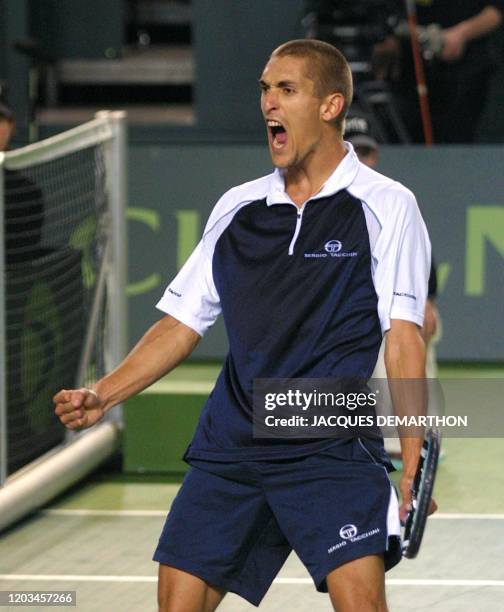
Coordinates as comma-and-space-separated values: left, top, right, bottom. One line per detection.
0, 100, 15, 151
0, 99, 45, 264
373, 1, 504, 143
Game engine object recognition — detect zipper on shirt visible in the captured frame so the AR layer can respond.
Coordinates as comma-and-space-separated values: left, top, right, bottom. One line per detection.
288, 204, 305, 255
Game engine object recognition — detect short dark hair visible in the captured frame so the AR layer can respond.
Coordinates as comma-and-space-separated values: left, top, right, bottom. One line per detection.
270, 39, 353, 130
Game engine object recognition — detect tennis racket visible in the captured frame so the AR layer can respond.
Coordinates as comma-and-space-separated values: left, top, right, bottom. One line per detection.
402, 427, 440, 558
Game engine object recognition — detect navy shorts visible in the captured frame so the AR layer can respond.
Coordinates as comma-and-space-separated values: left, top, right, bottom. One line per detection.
153, 438, 401, 607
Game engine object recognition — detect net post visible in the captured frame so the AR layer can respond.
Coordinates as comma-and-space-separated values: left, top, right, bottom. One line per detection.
0, 154, 7, 486
96, 111, 128, 423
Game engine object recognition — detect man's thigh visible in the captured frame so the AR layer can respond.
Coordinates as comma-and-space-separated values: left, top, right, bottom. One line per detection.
153, 464, 291, 607
263, 441, 402, 592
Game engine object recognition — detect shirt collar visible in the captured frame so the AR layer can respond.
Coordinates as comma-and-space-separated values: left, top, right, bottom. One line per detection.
266, 141, 360, 206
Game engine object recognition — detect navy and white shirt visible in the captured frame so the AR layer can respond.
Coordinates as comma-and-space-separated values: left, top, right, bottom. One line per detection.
157, 144, 431, 461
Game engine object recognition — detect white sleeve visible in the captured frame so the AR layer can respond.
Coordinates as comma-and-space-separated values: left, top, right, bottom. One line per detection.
373, 189, 431, 334
156, 239, 221, 336
155, 177, 270, 336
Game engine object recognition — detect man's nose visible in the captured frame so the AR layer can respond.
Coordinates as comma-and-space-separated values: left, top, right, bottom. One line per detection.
262, 88, 279, 113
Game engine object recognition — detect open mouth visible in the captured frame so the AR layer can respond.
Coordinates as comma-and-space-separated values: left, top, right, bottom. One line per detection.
267, 120, 287, 148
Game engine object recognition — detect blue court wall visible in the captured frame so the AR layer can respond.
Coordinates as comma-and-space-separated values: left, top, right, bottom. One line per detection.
125, 144, 504, 362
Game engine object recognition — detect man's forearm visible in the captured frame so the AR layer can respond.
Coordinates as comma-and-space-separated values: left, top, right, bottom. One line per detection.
455, 6, 502, 42
385, 321, 427, 477
94, 315, 200, 412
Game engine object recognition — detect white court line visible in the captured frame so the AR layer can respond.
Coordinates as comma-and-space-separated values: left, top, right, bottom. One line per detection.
41, 509, 167, 517
0, 575, 157, 583
0, 575, 504, 587
143, 381, 213, 394
430, 513, 504, 520
40, 509, 504, 519
275, 578, 504, 587
386, 579, 504, 587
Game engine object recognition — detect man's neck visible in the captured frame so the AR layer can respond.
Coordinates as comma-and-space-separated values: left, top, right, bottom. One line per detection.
284, 139, 347, 208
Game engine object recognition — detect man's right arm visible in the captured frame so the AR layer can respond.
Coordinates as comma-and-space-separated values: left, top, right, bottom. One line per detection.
441, 5, 503, 62
54, 315, 200, 430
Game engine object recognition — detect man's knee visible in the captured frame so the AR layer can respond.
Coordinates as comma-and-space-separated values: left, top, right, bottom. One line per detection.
329, 586, 387, 612
326, 554, 387, 612
157, 564, 225, 612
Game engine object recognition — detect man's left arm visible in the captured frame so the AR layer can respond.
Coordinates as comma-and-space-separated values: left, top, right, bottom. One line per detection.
372, 184, 435, 520
384, 319, 433, 521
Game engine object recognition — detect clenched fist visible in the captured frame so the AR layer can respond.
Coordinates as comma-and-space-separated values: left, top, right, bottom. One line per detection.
53, 388, 105, 430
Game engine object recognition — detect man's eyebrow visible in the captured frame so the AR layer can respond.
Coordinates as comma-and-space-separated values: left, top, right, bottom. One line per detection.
276, 80, 297, 88
258, 79, 298, 89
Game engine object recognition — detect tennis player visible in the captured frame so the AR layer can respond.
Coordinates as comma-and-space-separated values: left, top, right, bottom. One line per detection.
55, 39, 433, 612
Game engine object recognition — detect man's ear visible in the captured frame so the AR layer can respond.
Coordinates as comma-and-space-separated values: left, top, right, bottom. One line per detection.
320, 93, 345, 123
